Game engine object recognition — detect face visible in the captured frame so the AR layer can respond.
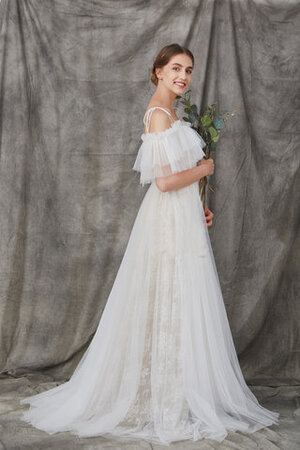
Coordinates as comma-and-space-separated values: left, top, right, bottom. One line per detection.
156, 53, 193, 93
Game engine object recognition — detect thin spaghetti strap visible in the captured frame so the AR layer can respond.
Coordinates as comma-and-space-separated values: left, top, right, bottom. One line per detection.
143, 106, 174, 134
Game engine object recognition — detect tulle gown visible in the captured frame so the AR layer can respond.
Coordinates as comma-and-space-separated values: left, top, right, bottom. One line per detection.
20, 106, 279, 446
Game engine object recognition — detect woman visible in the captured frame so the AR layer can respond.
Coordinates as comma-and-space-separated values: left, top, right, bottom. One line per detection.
20, 43, 279, 446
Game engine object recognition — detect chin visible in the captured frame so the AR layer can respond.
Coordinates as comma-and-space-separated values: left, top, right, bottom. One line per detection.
171, 87, 187, 95
175, 85, 188, 93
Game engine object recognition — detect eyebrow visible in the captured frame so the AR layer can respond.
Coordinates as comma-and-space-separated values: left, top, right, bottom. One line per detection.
171, 62, 193, 70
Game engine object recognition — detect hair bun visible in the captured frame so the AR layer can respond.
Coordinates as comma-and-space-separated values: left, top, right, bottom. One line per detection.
151, 69, 158, 86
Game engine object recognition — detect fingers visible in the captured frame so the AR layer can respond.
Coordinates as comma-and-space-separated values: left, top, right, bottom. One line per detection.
205, 209, 214, 227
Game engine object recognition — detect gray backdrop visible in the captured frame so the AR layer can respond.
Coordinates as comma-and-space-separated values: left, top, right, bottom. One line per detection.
0, 0, 299, 448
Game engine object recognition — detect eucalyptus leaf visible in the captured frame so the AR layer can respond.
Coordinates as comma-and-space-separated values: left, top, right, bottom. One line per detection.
189, 113, 197, 123
181, 99, 191, 106
212, 134, 219, 143
191, 104, 198, 114
213, 118, 224, 129
201, 115, 212, 127
208, 126, 218, 138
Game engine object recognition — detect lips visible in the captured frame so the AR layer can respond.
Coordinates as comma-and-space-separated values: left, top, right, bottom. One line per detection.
174, 81, 186, 87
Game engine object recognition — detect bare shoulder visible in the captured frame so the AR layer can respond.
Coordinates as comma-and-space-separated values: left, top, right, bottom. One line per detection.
148, 109, 172, 134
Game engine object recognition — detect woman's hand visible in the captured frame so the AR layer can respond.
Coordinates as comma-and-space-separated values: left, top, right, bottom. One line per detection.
204, 205, 214, 227
199, 158, 214, 177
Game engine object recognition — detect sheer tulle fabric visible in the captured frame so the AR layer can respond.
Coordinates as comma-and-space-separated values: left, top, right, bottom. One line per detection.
20, 120, 279, 446
132, 120, 206, 185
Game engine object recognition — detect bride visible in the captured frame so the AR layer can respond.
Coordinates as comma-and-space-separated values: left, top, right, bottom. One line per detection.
20, 43, 279, 446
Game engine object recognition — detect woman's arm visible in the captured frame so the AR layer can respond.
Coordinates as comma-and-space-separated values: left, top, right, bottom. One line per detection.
156, 166, 214, 226
155, 163, 208, 192
147, 110, 214, 192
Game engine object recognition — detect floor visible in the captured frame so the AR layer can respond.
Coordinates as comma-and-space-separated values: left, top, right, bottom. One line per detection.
1, 373, 299, 450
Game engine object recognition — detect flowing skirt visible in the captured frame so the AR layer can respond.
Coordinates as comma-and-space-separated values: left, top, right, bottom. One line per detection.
20, 181, 279, 446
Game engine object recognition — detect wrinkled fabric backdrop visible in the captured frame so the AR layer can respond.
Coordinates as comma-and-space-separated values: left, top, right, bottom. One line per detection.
0, 0, 299, 388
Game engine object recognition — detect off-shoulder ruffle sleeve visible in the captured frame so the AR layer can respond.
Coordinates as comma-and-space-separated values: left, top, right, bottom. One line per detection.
132, 120, 206, 186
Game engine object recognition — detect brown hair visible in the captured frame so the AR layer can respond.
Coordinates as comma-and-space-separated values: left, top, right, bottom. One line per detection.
151, 43, 194, 86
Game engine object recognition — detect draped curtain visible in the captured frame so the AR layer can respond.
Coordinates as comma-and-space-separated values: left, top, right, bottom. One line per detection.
0, 0, 299, 386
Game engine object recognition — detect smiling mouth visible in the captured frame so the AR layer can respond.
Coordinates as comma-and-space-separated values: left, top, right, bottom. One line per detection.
174, 82, 186, 87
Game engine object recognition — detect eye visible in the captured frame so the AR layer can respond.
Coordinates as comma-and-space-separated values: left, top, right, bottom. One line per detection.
172, 67, 192, 74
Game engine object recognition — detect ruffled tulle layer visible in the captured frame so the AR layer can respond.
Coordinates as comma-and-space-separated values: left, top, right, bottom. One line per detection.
133, 120, 206, 185
20, 180, 279, 446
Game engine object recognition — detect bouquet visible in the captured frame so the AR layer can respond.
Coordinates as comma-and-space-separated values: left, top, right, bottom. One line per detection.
176, 90, 238, 210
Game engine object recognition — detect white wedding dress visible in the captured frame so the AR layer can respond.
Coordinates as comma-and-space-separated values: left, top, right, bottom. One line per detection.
20, 107, 279, 446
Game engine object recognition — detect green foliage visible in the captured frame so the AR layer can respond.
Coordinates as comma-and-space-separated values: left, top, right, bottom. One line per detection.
176, 91, 238, 206
201, 115, 212, 127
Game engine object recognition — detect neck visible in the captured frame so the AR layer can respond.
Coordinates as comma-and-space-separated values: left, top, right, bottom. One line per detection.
151, 83, 177, 111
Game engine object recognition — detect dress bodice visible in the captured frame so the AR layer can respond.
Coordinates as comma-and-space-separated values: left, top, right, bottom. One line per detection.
133, 108, 207, 186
